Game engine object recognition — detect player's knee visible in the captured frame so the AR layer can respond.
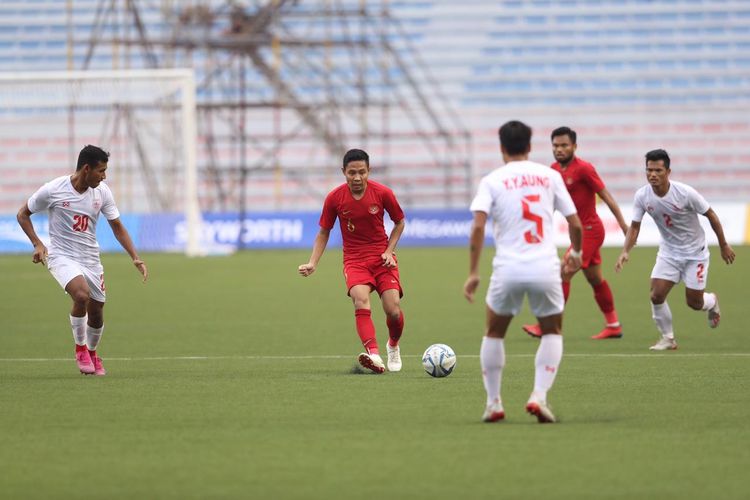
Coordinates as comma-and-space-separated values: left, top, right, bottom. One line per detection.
386, 308, 401, 322
650, 292, 666, 304
71, 288, 90, 306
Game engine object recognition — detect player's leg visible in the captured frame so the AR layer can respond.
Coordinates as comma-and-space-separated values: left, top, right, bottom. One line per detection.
82, 265, 107, 375
682, 259, 720, 328
349, 282, 384, 374
380, 289, 403, 372
649, 277, 678, 350
525, 282, 565, 423
64, 276, 95, 374
584, 262, 623, 340
481, 277, 521, 422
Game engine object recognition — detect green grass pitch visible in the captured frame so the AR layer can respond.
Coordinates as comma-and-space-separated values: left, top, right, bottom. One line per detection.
1, 246, 748, 499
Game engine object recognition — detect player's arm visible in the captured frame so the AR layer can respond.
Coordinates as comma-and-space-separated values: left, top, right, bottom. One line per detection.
597, 187, 629, 235
703, 208, 735, 264
298, 227, 330, 277
107, 218, 148, 282
382, 218, 405, 268
564, 213, 584, 273
16, 203, 48, 265
463, 211, 487, 303
615, 220, 641, 272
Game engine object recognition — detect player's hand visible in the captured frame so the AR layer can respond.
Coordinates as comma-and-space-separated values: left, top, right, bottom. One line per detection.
32, 243, 48, 267
564, 254, 582, 274
381, 252, 397, 268
133, 259, 148, 282
615, 252, 629, 273
720, 244, 735, 264
298, 263, 316, 277
463, 273, 480, 303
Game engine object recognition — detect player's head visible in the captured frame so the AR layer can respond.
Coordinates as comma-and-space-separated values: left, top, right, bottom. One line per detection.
498, 120, 532, 159
550, 126, 577, 165
342, 148, 370, 195
76, 145, 109, 188
645, 149, 671, 190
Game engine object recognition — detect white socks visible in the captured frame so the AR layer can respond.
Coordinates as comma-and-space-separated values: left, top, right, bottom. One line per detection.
701, 293, 717, 311
480, 336, 505, 406
533, 334, 563, 402
651, 302, 674, 339
86, 325, 104, 352
70, 315, 87, 346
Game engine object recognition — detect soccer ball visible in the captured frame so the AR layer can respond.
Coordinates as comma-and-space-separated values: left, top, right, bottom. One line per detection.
422, 343, 456, 378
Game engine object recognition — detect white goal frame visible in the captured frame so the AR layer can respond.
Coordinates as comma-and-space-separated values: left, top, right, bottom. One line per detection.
0, 68, 203, 256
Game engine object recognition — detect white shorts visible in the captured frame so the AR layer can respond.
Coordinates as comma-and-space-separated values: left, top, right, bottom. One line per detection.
47, 255, 106, 303
651, 254, 709, 290
485, 275, 564, 318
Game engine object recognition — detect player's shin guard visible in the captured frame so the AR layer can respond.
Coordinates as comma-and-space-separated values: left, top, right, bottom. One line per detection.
86, 324, 103, 352
354, 309, 379, 354
480, 337, 505, 406
593, 280, 618, 324
651, 302, 674, 338
386, 310, 404, 347
533, 334, 563, 399
70, 314, 87, 346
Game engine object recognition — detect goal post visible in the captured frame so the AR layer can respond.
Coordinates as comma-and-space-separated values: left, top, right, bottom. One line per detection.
0, 68, 204, 256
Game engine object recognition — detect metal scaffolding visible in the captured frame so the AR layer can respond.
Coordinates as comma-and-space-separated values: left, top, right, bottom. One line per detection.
76, 0, 472, 241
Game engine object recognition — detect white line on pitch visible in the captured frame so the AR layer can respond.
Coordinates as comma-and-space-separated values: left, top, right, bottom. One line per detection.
0, 353, 749, 362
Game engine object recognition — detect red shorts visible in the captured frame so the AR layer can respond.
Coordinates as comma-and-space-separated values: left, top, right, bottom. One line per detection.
343, 255, 403, 297
566, 224, 604, 269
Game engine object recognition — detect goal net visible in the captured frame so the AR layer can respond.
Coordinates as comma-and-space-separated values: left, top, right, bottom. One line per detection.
0, 69, 203, 256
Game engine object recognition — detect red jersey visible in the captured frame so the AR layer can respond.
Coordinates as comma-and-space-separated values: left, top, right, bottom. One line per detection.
551, 156, 605, 228
320, 180, 405, 262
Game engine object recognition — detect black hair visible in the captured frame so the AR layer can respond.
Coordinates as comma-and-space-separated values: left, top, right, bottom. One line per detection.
498, 120, 532, 156
342, 148, 369, 168
551, 126, 577, 144
645, 149, 671, 169
76, 145, 110, 171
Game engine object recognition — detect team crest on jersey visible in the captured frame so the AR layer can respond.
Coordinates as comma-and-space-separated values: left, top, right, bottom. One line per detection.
368, 204, 379, 214
93, 201, 101, 210
62, 201, 70, 207
347, 219, 355, 232
646, 204, 654, 213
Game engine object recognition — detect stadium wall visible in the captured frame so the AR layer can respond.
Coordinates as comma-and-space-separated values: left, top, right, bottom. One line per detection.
0, 203, 747, 254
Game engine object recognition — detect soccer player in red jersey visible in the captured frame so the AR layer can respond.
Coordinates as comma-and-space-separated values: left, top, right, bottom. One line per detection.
523, 127, 629, 340
298, 149, 406, 374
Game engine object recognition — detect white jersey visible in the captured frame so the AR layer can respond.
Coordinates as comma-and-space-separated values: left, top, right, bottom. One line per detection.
470, 160, 577, 279
27, 176, 120, 266
632, 180, 710, 260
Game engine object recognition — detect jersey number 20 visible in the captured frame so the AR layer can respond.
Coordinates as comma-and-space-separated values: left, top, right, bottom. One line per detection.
72, 214, 90, 232
522, 195, 543, 244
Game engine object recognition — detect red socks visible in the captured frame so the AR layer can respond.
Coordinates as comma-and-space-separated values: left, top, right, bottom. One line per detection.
355, 309, 379, 354
562, 281, 571, 303
593, 280, 619, 324
386, 311, 404, 347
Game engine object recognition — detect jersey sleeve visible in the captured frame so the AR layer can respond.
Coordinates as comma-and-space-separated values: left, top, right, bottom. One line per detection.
318, 191, 338, 230
582, 163, 606, 193
469, 176, 493, 214
26, 182, 52, 213
382, 187, 405, 223
631, 189, 646, 222
551, 172, 577, 216
685, 185, 711, 215
100, 185, 121, 221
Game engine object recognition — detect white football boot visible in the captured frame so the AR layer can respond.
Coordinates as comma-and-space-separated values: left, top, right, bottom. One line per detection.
386, 343, 402, 372
358, 352, 385, 374
482, 400, 505, 423
708, 294, 721, 329
649, 337, 678, 351
525, 394, 556, 424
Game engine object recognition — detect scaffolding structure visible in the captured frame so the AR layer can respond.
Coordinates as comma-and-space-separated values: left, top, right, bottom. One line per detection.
75, 0, 472, 238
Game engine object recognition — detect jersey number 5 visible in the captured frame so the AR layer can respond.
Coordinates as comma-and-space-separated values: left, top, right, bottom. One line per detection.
72, 214, 90, 232
522, 194, 543, 244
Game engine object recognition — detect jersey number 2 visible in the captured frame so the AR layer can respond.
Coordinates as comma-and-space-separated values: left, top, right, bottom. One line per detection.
72, 214, 89, 232
522, 195, 543, 244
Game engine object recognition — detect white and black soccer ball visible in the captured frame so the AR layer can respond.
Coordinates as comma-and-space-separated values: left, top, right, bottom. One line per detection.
422, 343, 456, 378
